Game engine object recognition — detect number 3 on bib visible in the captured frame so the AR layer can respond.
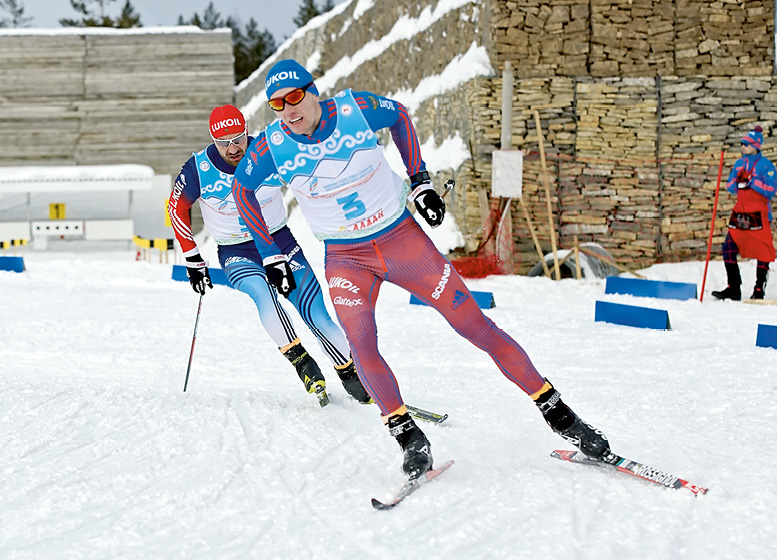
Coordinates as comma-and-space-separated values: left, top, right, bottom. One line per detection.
336, 192, 366, 220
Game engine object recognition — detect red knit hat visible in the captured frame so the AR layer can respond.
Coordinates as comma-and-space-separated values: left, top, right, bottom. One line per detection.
209, 105, 246, 138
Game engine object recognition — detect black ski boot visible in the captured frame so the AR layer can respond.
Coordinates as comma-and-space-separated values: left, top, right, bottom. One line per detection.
387, 411, 433, 479
751, 266, 769, 300
282, 340, 329, 407
534, 381, 610, 459
712, 263, 742, 301
334, 359, 373, 404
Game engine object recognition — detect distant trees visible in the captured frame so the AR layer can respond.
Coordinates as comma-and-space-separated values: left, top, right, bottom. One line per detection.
0, 0, 32, 27
60, 0, 141, 28
32, 0, 339, 84
178, 2, 276, 84
294, 0, 335, 28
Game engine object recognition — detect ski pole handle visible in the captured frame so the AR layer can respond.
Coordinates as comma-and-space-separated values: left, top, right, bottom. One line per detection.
441, 179, 455, 199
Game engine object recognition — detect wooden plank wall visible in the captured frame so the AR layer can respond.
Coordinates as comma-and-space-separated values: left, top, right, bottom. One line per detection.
0, 28, 235, 176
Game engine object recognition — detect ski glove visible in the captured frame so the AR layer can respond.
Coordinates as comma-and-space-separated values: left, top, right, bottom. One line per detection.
409, 171, 445, 228
185, 254, 213, 294
736, 169, 752, 189
263, 254, 296, 298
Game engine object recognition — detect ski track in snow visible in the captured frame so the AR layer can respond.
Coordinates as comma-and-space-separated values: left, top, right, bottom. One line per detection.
1, 239, 776, 559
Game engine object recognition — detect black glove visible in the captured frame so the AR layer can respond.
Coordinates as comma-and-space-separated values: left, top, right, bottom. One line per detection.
263, 255, 296, 298
409, 171, 445, 228
185, 254, 213, 294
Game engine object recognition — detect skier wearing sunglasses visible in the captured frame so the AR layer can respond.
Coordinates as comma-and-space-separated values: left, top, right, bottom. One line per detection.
232, 59, 611, 480
168, 104, 371, 406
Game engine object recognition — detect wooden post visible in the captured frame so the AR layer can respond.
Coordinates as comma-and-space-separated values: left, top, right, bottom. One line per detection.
534, 110, 560, 280
498, 61, 515, 274
501, 62, 514, 149
519, 198, 551, 277
573, 236, 582, 280
700, 149, 726, 303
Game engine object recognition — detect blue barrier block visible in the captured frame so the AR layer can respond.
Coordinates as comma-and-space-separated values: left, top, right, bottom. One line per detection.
172, 264, 232, 288
410, 290, 495, 310
0, 256, 25, 273
605, 276, 697, 301
756, 324, 777, 350
595, 300, 671, 330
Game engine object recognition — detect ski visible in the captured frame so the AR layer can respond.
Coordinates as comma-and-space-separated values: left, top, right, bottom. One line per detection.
371, 459, 455, 510
406, 404, 448, 424
551, 450, 708, 495
744, 299, 777, 306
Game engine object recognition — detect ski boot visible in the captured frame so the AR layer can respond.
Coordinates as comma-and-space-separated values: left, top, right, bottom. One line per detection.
387, 409, 433, 479
334, 359, 373, 404
282, 340, 329, 407
751, 266, 769, 300
712, 263, 742, 301
712, 285, 742, 300
534, 381, 610, 459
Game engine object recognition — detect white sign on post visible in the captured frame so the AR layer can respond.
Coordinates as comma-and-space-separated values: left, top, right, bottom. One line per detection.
491, 150, 523, 198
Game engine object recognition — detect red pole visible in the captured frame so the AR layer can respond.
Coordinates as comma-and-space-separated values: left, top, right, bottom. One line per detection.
700, 149, 726, 302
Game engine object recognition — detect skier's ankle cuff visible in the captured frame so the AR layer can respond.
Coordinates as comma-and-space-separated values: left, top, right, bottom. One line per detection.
382, 405, 408, 423
530, 381, 553, 401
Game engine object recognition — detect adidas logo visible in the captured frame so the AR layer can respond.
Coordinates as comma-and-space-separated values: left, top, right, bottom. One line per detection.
452, 290, 469, 309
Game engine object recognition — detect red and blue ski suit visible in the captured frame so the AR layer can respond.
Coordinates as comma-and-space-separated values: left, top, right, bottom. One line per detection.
232, 90, 546, 415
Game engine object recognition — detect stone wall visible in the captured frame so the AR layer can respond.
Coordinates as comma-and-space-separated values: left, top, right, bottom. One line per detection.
489, 0, 774, 78
0, 28, 234, 177
473, 75, 777, 269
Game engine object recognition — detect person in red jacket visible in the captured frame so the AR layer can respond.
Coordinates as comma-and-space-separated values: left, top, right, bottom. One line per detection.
712, 126, 776, 301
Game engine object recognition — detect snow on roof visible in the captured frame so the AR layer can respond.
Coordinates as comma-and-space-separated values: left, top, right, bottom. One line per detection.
0, 25, 230, 37
0, 164, 155, 193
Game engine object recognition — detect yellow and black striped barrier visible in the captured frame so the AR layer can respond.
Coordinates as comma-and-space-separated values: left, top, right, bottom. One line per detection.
0, 241, 25, 272
1, 239, 28, 250
133, 236, 174, 250
133, 236, 175, 263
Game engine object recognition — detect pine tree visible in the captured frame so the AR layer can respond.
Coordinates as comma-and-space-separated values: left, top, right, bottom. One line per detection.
59, 0, 140, 28
179, 5, 276, 85
321, 0, 335, 11
0, 0, 32, 27
199, 2, 224, 30
114, 0, 141, 28
234, 18, 277, 83
60, 0, 115, 26
293, 0, 320, 28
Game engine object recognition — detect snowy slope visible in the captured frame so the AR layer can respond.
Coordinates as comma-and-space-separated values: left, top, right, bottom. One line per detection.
1, 211, 776, 559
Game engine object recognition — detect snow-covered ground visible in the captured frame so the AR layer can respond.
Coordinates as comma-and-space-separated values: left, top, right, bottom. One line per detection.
1, 208, 776, 559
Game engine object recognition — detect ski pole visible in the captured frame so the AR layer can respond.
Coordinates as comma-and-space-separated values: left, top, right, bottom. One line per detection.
441, 179, 455, 199
183, 293, 204, 392
700, 149, 725, 303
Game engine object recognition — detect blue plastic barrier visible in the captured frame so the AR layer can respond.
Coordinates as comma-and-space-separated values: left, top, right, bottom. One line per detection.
756, 324, 777, 350
594, 300, 671, 330
172, 264, 232, 288
410, 290, 495, 310
605, 276, 697, 301
0, 256, 25, 273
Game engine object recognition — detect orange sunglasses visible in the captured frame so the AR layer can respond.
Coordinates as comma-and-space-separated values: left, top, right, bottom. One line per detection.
267, 82, 315, 112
